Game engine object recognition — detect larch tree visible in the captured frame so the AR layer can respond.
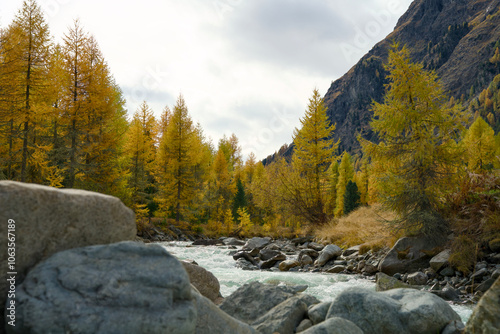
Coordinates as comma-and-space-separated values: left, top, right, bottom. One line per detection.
289, 88, 338, 225
325, 161, 339, 215
156, 95, 198, 222
360, 44, 465, 238
334, 152, 354, 217
0, 0, 51, 182
461, 116, 496, 173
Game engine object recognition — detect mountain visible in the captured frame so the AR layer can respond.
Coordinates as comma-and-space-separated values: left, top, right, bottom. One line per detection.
263, 0, 500, 164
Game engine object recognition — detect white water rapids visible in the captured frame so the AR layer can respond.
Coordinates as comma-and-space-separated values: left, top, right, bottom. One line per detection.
160, 241, 474, 323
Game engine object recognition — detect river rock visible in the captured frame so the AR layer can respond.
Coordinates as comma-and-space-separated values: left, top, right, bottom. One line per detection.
325, 265, 346, 274
299, 249, 320, 259
279, 259, 300, 271
192, 289, 256, 334
259, 249, 282, 261
464, 276, 500, 334
251, 295, 309, 334
235, 258, 259, 271
375, 272, 411, 291
182, 261, 221, 303
440, 266, 455, 277
315, 244, 342, 266
429, 249, 451, 272
471, 267, 489, 280
343, 245, 361, 257
242, 237, 271, 251
223, 237, 245, 246
260, 253, 286, 269
301, 317, 364, 334
308, 302, 332, 325
233, 251, 257, 265
296, 319, 313, 332
326, 288, 461, 334
300, 255, 314, 266
378, 237, 442, 276
219, 281, 303, 324
6, 241, 196, 334
432, 284, 459, 301
442, 320, 465, 334
308, 242, 325, 251
0, 181, 136, 330
407, 271, 428, 285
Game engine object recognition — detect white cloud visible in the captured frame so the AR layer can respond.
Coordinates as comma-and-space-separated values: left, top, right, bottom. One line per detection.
1, 0, 412, 160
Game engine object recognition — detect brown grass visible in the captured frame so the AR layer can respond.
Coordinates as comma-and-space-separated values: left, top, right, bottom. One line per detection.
314, 204, 400, 251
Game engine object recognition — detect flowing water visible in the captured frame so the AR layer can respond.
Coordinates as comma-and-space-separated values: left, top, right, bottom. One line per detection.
160, 241, 474, 323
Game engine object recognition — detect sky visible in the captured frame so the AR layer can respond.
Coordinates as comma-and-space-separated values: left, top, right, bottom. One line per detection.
0, 0, 413, 160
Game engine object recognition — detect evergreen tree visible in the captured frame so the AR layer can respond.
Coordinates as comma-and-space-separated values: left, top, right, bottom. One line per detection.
232, 177, 247, 219
461, 116, 496, 172
360, 44, 465, 238
335, 152, 354, 217
343, 180, 361, 216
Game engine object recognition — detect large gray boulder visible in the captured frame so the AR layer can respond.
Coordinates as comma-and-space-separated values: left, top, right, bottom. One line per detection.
326, 288, 462, 334
242, 237, 271, 251
378, 237, 442, 276
301, 317, 364, 334
429, 249, 451, 272
308, 302, 333, 325
375, 272, 412, 291
192, 289, 256, 334
182, 261, 221, 303
219, 281, 304, 324
6, 241, 195, 334
465, 276, 500, 334
315, 244, 342, 266
251, 295, 309, 334
0, 181, 136, 330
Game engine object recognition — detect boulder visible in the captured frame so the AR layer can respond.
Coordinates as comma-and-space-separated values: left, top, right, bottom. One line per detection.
279, 259, 300, 271
192, 289, 256, 334
407, 271, 428, 285
296, 319, 313, 332
375, 272, 412, 291
233, 251, 257, 265
223, 237, 245, 246
0, 181, 136, 330
299, 249, 320, 260
489, 238, 500, 252
259, 253, 286, 269
251, 295, 309, 334
300, 255, 314, 266
182, 261, 221, 303
235, 258, 259, 271
315, 244, 342, 266
431, 284, 459, 301
343, 245, 361, 257
378, 237, 442, 276
326, 288, 462, 334
219, 281, 303, 324
242, 237, 271, 251
308, 242, 325, 251
192, 239, 221, 246
259, 249, 283, 261
429, 249, 451, 272
6, 242, 196, 334
325, 265, 346, 274
300, 317, 364, 334
464, 276, 500, 334
440, 266, 455, 277
308, 302, 332, 325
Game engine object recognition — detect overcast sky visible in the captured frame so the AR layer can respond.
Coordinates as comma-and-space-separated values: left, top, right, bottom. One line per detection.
1, 0, 413, 160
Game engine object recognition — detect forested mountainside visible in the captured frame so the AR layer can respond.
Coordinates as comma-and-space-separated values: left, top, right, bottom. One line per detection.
264, 0, 500, 163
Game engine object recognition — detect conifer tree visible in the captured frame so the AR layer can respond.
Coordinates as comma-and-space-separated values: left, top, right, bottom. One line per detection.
360, 44, 465, 237
343, 180, 361, 216
289, 88, 338, 224
462, 116, 496, 172
335, 152, 354, 217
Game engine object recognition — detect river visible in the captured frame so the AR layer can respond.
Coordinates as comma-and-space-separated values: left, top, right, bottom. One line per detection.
160, 241, 473, 323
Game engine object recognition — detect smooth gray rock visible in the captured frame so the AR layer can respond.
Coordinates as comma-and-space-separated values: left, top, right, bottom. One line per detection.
407, 271, 428, 285
431, 284, 460, 301
219, 281, 303, 324
251, 295, 308, 334
182, 261, 221, 303
242, 237, 271, 251
308, 242, 325, 251
279, 259, 300, 271
7, 242, 195, 334
0, 181, 136, 330
442, 320, 465, 334
260, 253, 286, 269
440, 266, 456, 277
465, 276, 500, 334
223, 237, 245, 246
308, 302, 332, 325
326, 288, 461, 334
325, 265, 346, 274
301, 254, 314, 265
192, 289, 256, 334
378, 237, 441, 276
259, 249, 282, 261
315, 244, 342, 266
429, 249, 451, 272
296, 319, 313, 332
301, 317, 364, 334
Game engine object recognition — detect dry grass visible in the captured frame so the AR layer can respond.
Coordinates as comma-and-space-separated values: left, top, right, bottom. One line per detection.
314, 204, 401, 251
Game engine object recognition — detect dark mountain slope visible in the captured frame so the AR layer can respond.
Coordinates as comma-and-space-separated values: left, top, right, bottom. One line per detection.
263, 0, 500, 164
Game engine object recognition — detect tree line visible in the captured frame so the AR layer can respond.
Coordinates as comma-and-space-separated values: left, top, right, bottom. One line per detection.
1, 1, 499, 241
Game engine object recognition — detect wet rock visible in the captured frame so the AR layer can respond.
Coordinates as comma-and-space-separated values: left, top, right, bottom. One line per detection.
260, 253, 286, 269
464, 276, 500, 333
407, 271, 428, 285
192, 239, 221, 246
440, 266, 456, 277
182, 261, 221, 303
223, 237, 245, 246
259, 249, 282, 261
326, 288, 462, 334
233, 251, 257, 265
378, 237, 442, 276
375, 272, 412, 291
242, 237, 271, 251
301, 317, 364, 334
235, 258, 259, 271
8, 242, 196, 334
325, 265, 346, 274
429, 249, 451, 272
296, 319, 313, 332
301, 255, 314, 266
308, 242, 325, 251
279, 259, 300, 271
315, 244, 343, 266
